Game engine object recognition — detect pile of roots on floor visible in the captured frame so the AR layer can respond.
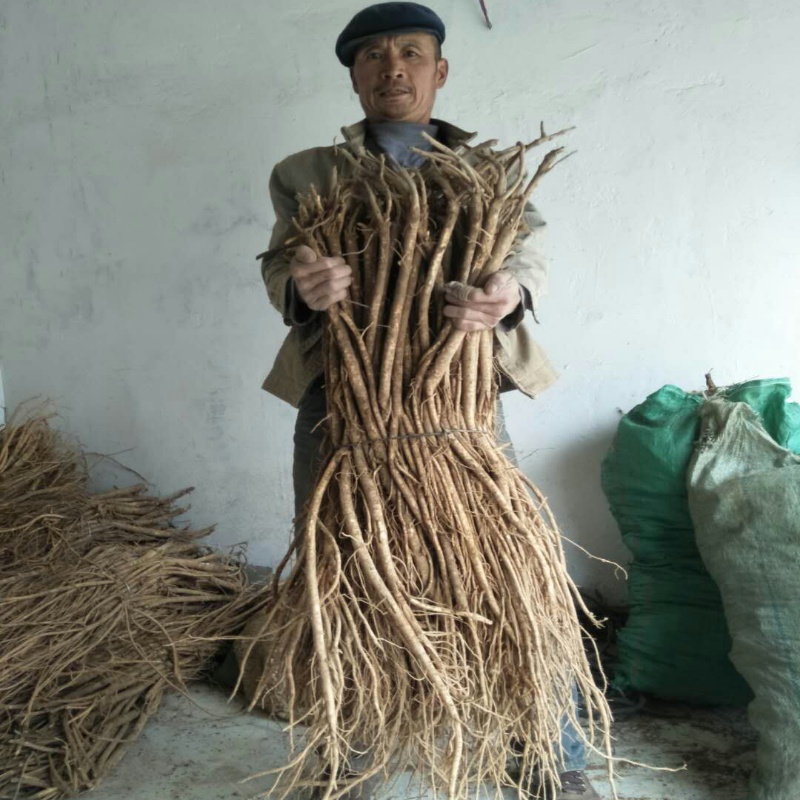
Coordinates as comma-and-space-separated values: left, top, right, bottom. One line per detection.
0, 410, 261, 799
237, 128, 615, 800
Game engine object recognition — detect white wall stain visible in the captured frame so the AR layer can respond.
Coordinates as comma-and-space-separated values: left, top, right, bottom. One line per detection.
561, 43, 600, 62
1, 0, 799, 601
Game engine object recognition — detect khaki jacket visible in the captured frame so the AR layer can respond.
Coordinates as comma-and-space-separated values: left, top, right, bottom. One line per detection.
259, 119, 558, 408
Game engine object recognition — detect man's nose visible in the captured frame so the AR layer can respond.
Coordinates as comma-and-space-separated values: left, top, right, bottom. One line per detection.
381, 54, 405, 79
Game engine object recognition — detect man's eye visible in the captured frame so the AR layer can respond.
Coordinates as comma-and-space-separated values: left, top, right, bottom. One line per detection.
404, 50, 420, 57
367, 51, 382, 59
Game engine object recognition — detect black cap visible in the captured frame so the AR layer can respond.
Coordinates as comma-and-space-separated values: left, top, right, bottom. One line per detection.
336, 3, 445, 67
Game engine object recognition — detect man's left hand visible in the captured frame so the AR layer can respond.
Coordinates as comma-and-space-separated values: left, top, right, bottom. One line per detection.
443, 271, 522, 332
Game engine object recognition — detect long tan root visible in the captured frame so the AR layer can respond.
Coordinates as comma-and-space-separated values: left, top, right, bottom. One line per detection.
238, 129, 614, 800
0, 409, 263, 799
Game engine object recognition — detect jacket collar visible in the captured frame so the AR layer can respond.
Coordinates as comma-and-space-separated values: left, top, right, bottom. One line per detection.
340, 118, 477, 155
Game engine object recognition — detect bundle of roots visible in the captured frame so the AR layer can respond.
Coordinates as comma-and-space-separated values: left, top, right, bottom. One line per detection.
0, 410, 260, 799
238, 128, 614, 799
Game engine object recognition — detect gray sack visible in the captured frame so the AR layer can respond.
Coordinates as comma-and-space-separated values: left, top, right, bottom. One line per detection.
688, 398, 800, 800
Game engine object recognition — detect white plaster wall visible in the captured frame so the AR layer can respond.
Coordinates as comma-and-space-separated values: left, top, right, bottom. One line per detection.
2, 0, 799, 602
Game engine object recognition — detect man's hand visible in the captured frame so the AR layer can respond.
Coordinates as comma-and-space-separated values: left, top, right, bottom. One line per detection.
443, 271, 522, 332
290, 244, 352, 311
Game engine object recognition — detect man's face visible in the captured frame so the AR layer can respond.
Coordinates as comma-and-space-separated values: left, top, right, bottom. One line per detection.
350, 33, 448, 124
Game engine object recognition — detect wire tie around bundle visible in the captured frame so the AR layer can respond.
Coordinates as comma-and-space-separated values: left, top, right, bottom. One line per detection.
336, 428, 494, 451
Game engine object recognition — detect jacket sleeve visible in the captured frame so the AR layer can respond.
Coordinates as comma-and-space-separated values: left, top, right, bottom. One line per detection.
497, 200, 548, 331
491, 190, 557, 398
260, 161, 319, 327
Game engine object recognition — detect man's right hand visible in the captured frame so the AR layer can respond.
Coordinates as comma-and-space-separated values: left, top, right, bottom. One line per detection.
290, 244, 352, 311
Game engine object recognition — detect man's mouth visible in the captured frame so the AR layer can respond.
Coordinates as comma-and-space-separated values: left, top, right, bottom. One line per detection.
380, 88, 411, 98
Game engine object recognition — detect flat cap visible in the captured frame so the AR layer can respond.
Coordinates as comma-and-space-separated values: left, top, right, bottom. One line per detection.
336, 3, 445, 67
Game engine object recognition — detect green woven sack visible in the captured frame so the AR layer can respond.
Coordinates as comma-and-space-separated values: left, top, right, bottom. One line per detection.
688, 399, 800, 800
602, 379, 800, 704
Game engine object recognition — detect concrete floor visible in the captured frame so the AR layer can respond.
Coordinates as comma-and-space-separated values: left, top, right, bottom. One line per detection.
87, 685, 756, 800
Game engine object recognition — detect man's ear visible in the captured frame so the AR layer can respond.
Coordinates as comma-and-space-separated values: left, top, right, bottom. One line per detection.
436, 58, 449, 89
350, 67, 359, 93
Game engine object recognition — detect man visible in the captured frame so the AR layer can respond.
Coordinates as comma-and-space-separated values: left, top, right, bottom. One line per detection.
259, 4, 600, 799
